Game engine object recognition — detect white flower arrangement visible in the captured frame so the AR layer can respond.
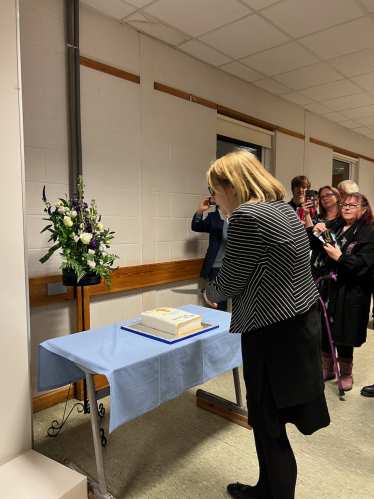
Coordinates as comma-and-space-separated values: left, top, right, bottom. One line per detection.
40, 176, 118, 287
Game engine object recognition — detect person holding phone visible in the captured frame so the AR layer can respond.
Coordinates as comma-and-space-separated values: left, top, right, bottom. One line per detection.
307, 193, 374, 390
298, 189, 317, 227
304, 186, 341, 228
191, 196, 228, 311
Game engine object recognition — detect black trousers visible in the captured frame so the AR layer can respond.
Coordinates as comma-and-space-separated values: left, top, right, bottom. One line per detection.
208, 267, 227, 312
321, 325, 354, 359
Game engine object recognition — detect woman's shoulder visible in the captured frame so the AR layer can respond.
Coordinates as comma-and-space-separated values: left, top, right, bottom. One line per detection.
234, 199, 285, 215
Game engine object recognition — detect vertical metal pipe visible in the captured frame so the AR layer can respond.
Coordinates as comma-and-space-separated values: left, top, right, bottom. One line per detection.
66, 0, 77, 197
73, 0, 82, 177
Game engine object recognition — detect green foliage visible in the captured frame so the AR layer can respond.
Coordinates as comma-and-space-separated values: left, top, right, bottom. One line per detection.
39, 176, 119, 287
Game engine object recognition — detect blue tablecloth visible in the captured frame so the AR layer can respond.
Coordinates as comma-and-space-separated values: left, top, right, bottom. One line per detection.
38, 305, 242, 433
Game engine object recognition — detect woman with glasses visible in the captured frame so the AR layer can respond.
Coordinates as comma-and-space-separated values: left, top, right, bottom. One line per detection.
203, 150, 330, 499
304, 186, 340, 228
307, 192, 374, 391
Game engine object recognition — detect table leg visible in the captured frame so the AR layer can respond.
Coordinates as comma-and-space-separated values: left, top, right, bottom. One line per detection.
86, 373, 108, 495
232, 367, 244, 408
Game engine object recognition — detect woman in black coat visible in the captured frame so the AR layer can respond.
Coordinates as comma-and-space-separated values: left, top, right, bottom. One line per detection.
203, 150, 329, 499
307, 192, 374, 391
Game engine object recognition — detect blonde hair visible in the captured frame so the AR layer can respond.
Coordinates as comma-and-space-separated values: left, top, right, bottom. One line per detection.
337, 180, 359, 195
207, 149, 286, 206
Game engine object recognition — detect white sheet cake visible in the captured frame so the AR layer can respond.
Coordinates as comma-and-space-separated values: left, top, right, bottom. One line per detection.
141, 308, 203, 336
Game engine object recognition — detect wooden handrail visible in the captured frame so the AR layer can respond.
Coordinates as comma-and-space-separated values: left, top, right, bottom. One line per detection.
29, 259, 204, 307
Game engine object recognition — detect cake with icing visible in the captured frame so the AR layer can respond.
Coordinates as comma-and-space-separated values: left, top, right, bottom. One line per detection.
141, 308, 203, 336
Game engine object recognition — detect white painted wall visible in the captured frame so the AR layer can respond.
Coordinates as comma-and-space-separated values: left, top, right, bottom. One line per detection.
0, 0, 32, 465
358, 159, 374, 208
19, 0, 374, 399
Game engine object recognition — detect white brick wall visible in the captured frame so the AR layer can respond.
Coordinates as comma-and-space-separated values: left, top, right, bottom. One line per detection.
274, 132, 305, 200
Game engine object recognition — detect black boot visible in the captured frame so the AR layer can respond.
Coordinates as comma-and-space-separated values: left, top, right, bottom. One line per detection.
361, 384, 374, 397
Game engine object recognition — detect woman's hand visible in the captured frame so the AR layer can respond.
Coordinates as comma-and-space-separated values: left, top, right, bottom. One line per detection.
204, 289, 217, 308
324, 243, 342, 261
313, 222, 327, 233
302, 200, 314, 215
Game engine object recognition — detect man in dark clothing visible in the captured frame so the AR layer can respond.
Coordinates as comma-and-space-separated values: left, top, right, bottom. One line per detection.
288, 175, 311, 212
191, 196, 228, 311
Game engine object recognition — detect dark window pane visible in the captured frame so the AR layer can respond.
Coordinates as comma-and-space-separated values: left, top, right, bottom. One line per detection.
332, 159, 349, 188
217, 135, 262, 161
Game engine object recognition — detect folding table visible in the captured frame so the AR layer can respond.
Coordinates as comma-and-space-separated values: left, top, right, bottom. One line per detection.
38, 305, 247, 498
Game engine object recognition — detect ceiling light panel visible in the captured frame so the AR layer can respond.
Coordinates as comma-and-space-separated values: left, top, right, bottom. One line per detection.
328, 47, 374, 77
274, 63, 343, 90
261, 0, 364, 38
321, 92, 374, 111
299, 80, 362, 102
241, 42, 319, 77
125, 13, 191, 45
144, 0, 249, 37
199, 15, 289, 59
178, 40, 233, 66
80, 0, 136, 20
300, 17, 374, 60
219, 61, 264, 82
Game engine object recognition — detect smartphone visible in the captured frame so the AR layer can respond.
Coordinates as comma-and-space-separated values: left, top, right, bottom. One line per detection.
305, 189, 315, 209
208, 197, 216, 206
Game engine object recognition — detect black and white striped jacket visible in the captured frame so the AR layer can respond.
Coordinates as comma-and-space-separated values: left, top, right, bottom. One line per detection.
206, 200, 319, 333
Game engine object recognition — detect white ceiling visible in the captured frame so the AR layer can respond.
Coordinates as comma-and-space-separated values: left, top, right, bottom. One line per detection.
81, 0, 374, 140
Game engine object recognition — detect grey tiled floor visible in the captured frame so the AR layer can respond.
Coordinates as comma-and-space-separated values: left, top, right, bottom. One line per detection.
34, 325, 374, 498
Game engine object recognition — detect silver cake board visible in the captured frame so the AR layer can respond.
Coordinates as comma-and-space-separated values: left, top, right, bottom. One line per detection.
121, 321, 218, 344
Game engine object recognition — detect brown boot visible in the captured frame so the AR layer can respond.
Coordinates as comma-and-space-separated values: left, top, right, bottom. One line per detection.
338, 357, 353, 391
322, 352, 336, 381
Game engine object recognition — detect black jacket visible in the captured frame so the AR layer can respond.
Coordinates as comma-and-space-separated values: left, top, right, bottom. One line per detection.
191, 210, 224, 279
307, 221, 374, 347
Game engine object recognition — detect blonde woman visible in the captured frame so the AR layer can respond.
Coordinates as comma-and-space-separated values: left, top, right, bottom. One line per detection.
203, 150, 330, 499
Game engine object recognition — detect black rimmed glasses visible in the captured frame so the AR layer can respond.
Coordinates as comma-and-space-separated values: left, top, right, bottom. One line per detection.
320, 192, 335, 200
208, 186, 215, 196
340, 203, 366, 209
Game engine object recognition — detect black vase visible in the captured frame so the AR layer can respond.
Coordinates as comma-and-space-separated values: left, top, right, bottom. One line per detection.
62, 269, 101, 287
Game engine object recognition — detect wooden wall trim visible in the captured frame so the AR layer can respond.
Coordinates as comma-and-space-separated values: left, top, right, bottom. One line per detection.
80, 56, 140, 84
217, 104, 277, 132
277, 127, 305, 141
29, 274, 75, 307
29, 259, 204, 308
310, 138, 334, 149
33, 385, 75, 413
310, 138, 374, 163
155, 83, 305, 140
154, 82, 191, 102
